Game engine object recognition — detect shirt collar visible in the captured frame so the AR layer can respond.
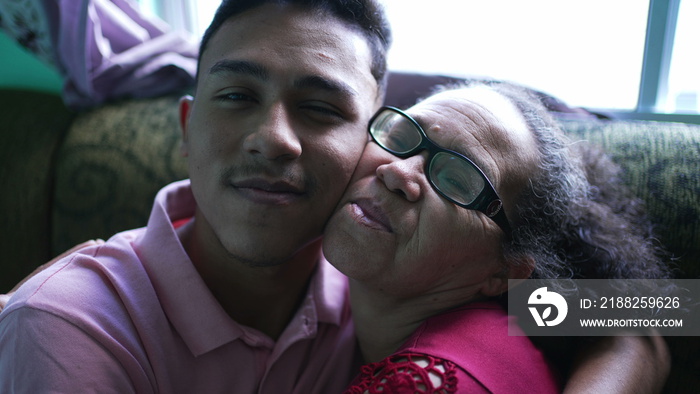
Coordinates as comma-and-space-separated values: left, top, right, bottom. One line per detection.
312, 256, 349, 326
137, 180, 243, 356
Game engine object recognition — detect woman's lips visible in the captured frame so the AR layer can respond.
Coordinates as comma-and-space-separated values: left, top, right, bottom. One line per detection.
349, 199, 393, 233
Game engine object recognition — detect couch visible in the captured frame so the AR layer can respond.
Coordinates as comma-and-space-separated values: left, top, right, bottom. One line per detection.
1, 72, 698, 392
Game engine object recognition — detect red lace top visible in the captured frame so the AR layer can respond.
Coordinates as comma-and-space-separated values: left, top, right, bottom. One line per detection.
344, 302, 560, 393
345, 353, 459, 393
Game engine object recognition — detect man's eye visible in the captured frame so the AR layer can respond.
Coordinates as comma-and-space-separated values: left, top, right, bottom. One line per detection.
300, 103, 345, 123
303, 104, 341, 116
218, 92, 256, 102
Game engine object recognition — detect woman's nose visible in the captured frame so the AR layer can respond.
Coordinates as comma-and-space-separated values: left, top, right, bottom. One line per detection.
375, 153, 426, 202
243, 105, 302, 160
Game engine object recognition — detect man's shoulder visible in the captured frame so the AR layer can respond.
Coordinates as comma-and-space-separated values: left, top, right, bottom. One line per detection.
0, 232, 164, 392
3, 230, 155, 323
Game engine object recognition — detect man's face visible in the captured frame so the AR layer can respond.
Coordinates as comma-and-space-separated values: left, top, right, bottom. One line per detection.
180, 4, 380, 266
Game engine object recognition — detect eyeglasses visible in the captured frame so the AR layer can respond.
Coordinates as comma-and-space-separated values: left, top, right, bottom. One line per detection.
368, 106, 512, 236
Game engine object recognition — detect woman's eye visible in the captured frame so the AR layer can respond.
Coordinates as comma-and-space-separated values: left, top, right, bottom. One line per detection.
440, 175, 469, 194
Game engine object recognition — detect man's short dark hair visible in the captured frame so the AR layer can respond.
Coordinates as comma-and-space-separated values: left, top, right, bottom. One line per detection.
197, 0, 392, 95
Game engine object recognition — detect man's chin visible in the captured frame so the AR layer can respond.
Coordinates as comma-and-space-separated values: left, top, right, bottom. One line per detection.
222, 238, 322, 269
228, 252, 288, 268
218, 240, 286, 267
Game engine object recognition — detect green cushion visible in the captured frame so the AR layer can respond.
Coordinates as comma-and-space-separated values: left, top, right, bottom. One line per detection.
561, 118, 700, 279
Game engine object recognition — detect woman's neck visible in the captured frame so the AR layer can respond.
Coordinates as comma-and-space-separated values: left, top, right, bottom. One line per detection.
348, 280, 481, 363
349, 289, 420, 363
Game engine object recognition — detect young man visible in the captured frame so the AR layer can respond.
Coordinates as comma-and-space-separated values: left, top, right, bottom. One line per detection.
0, 1, 389, 392
0, 1, 669, 393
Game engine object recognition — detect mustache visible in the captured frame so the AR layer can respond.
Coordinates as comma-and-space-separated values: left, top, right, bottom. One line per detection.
219, 164, 317, 193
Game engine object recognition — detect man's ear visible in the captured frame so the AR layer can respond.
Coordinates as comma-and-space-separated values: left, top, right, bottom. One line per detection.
480, 256, 535, 297
179, 95, 194, 157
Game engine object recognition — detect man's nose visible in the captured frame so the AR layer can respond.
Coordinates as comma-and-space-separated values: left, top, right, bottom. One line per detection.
375, 152, 427, 202
243, 105, 302, 160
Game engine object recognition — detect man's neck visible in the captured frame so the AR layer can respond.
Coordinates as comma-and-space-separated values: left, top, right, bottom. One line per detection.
177, 216, 321, 340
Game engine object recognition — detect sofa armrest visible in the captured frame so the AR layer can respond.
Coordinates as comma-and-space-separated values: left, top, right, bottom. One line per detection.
0, 89, 76, 292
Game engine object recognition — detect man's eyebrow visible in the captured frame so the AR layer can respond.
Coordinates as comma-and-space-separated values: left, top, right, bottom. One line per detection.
294, 75, 358, 98
208, 60, 269, 80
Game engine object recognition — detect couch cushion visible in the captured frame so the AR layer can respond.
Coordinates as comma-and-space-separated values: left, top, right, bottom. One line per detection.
51, 95, 187, 255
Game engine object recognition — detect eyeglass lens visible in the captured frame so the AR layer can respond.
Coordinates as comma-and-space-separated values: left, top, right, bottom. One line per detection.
429, 153, 485, 205
369, 111, 422, 153
370, 110, 485, 206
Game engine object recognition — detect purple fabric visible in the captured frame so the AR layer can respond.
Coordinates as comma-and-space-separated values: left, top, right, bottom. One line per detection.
0, 0, 198, 109
56, 0, 198, 108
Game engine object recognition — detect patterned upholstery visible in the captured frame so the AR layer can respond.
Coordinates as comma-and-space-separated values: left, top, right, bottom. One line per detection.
51, 95, 187, 255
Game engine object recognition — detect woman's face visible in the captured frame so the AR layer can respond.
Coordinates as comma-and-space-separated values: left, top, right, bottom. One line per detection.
323, 87, 540, 299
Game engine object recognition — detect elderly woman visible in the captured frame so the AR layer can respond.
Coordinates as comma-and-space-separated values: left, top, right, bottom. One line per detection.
323, 82, 670, 393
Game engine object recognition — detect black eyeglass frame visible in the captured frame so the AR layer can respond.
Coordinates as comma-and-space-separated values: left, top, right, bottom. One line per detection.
368, 106, 512, 236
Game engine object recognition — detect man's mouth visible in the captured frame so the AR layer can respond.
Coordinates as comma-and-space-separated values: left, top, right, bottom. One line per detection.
349, 199, 393, 233
231, 178, 305, 205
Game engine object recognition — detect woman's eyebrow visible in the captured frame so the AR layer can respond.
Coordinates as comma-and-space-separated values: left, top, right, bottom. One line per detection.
415, 112, 492, 171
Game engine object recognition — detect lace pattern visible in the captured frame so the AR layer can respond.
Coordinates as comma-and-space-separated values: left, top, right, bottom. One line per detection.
345, 352, 457, 393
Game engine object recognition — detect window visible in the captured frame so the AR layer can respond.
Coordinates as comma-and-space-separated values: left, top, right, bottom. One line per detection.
139, 0, 697, 118
665, 0, 699, 114
379, 0, 648, 111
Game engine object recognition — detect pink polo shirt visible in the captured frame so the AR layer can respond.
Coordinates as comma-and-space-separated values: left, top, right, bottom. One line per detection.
0, 180, 358, 393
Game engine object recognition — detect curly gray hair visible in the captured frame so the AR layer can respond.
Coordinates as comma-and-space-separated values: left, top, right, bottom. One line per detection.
434, 81, 670, 285
481, 81, 670, 282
